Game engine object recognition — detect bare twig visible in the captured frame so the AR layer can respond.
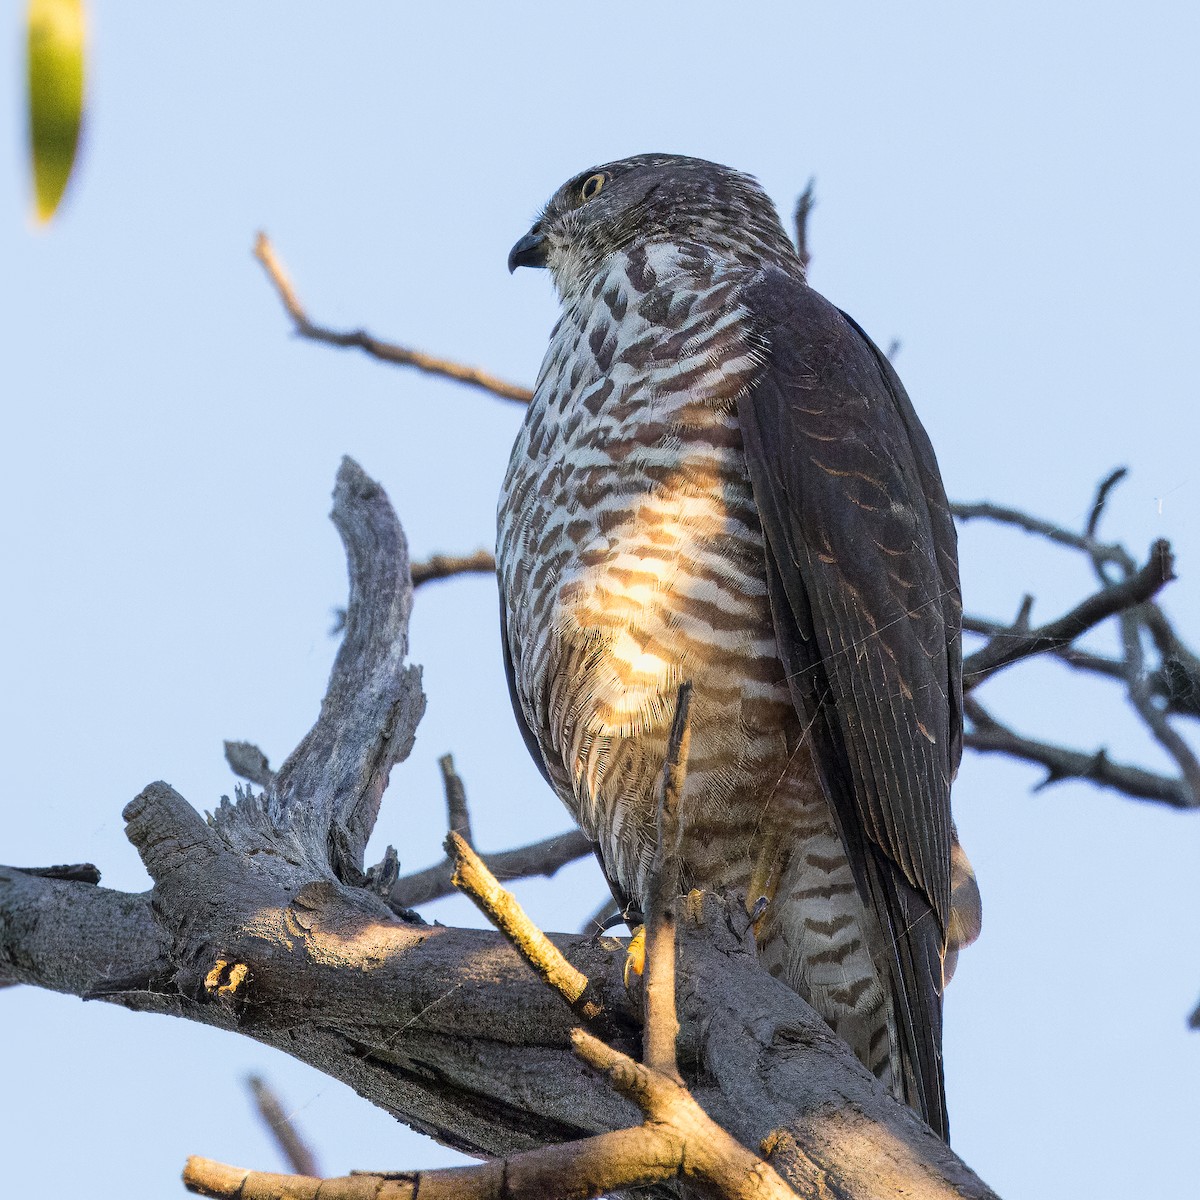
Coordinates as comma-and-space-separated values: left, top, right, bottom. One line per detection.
792, 178, 816, 274
411, 550, 496, 588
246, 1075, 320, 1178
1079, 477, 1200, 805
1143, 608, 1200, 718
642, 682, 692, 1083
965, 615, 1199, 718
951, 500, 1136, 571
963, 696, 1195, 808
439, 754, 473, 846
447, 831, 609, 1029
389, 828, 592, 910
253, 233, 534, 404
1086, 466, 1129, 540
962, 540, 1175, 689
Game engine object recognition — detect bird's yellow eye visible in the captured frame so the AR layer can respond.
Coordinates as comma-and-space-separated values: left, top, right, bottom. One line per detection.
579, 173, 606, 202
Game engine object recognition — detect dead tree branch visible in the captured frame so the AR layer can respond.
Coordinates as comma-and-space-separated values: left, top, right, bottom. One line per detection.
247, 1075, 320, 1178
183, 685, 801, 1200
2, 459, 997, 1200
411, 549, 497, 588
389, 827, 592, 910
253, 234, 533, 404
792, 178, 816, 274
962, 539, 1175, 688
963, 696, 1194, 808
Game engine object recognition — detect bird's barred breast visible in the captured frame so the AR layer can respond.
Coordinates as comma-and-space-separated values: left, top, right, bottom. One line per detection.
498, 246, 892, 1077
501, 248, 783, 884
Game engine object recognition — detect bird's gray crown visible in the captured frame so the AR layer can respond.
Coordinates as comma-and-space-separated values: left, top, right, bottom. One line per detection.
509, 154, 802, 296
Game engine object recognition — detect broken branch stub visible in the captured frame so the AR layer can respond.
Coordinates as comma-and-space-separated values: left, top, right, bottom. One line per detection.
211, 457, 426, 884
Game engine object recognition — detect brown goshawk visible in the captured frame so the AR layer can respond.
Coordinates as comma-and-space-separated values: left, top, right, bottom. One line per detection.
497, 154, 981, 1139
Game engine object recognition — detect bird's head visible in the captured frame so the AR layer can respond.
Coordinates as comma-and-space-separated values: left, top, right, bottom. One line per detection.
508, 154, 800, 297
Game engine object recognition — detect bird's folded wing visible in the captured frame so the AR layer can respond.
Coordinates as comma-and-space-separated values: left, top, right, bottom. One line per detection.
738, 269, 962, 1137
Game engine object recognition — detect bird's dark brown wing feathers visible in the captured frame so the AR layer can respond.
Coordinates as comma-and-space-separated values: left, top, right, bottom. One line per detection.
738, 269, 961, 1138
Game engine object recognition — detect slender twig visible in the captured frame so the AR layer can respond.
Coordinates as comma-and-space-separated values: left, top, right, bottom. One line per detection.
962, 540, 1175, 689
1078, 479, 1200, 806
965, 615, 1200, 717
951, 500, 1136, 571
963, 696, 1194, 808
1143, 607, 1200, 718
446, 831, 609, 1028
389, 828, 592, 910
1086, 466, 1129, 540
253, 233, 534, 404
1116, 596, 1200, 804
792, 178, 816, 274
642, 682, 692, 1083
246, 1076, 320, 1178
411, 550, 496, 588
439, 754, 473, 846
964, 615, 1122, 678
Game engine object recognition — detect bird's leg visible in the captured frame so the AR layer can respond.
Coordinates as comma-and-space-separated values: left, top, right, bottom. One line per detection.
746, 845, 784, 938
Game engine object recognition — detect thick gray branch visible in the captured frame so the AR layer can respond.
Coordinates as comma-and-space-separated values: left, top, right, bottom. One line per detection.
210, 458, 426, 885
0, 865, 995, 1198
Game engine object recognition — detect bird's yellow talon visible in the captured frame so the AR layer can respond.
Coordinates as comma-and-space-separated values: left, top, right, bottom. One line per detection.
623, 925, 646, 987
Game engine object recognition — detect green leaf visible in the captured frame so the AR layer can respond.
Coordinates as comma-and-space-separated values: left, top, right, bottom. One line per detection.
26, 0, 86, 225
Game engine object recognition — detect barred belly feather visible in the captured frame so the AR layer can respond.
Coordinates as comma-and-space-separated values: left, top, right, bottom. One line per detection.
497, 243, 899, 1088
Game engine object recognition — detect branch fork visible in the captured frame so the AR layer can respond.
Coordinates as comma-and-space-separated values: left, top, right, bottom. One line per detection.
185, 685, 800, 1200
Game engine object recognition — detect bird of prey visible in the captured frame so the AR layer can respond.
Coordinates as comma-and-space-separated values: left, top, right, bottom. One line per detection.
497, 154, 981, 1139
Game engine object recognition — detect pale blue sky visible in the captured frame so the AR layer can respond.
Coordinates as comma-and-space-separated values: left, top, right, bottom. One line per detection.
4, 4, 1199, 1197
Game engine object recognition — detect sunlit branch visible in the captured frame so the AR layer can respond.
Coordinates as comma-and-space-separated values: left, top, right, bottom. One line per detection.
447, 831, 610, 1031
253, 233, 533, 404
642, 682, 692, 1083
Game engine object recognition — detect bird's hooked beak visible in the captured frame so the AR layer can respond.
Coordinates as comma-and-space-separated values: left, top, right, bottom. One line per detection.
508, 228, 548, 273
